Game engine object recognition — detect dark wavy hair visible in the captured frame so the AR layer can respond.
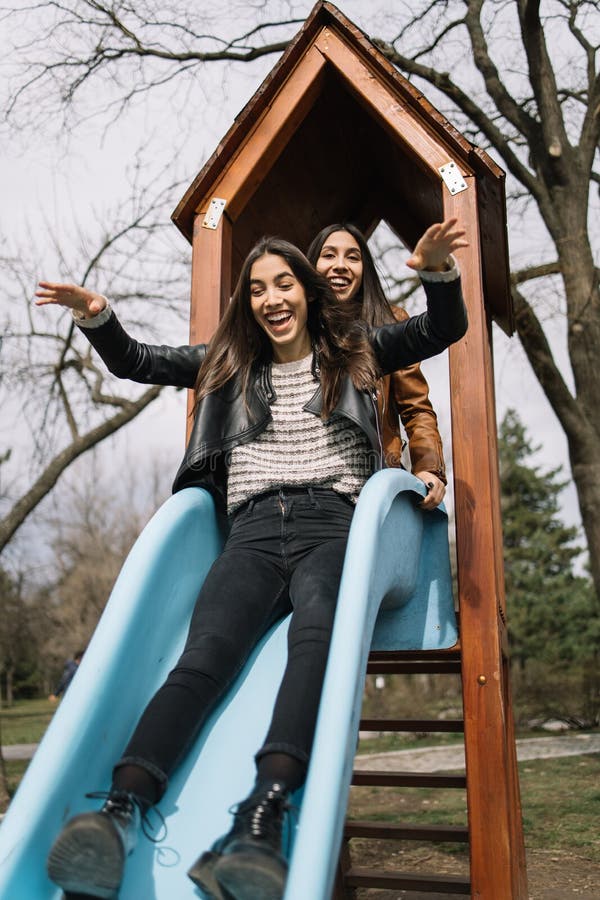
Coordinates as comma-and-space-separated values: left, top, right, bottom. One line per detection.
306, 223, 396, 327
194, 236, 379, 418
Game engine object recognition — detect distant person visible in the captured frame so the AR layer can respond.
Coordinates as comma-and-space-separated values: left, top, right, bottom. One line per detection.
49, 650, 84, 703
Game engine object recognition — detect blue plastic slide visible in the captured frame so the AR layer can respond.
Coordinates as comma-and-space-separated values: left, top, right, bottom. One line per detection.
0, 469, 456, 899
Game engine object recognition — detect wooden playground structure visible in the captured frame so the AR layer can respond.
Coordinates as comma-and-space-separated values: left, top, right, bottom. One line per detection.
171, 2, 527, 896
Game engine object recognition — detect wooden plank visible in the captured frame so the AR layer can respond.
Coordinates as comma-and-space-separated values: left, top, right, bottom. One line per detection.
366, 660, 462, 674
343, 868, 471, 893
445, 184, 527, 898
359, 718, 463, 732
368, 646, 461, 662
313, 27, 471, 179
345, 820, 469, 842
352, 771, 466, 789
194, 45, 328, 223
186, 214, 232, 432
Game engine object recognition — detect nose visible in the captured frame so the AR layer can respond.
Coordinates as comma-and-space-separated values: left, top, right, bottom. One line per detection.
264, 286, 283, 307
332, 255, 348, 271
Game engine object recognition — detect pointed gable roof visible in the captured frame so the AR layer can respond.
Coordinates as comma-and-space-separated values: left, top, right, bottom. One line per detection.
172, 1, 512, 333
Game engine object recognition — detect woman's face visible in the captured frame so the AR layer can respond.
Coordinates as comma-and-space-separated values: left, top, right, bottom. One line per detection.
315, 230, 364, 302
249, 253, 312, 363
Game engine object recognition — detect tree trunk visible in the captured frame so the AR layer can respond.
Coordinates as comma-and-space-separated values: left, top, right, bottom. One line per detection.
6, 667, 13, 708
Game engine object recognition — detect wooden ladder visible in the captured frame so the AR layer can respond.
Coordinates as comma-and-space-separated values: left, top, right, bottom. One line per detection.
334, 637, 527, 898
335, 647, 469, 896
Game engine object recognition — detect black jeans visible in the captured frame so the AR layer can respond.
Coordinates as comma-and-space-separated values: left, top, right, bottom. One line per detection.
116, 487, 354, 797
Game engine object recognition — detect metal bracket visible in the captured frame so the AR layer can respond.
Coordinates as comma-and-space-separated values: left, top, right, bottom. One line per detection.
202, 198, 227, 230
439, 161, 468, 195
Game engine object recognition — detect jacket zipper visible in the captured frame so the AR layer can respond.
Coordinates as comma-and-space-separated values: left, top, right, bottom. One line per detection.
371, 389, 384, 469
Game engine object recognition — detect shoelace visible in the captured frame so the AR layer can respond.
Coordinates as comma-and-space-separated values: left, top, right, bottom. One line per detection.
85, 790, 167, 843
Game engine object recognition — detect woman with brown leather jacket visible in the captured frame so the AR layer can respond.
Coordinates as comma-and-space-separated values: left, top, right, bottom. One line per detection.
307, 223, 450, 511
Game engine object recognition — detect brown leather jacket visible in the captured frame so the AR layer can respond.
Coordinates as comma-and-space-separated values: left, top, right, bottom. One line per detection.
377, 306, 446, 484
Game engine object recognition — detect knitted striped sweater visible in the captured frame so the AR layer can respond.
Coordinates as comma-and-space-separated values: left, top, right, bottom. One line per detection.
226, 353, 373, 514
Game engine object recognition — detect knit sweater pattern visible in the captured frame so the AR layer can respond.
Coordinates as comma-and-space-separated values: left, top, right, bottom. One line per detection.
226, 354, 373, 514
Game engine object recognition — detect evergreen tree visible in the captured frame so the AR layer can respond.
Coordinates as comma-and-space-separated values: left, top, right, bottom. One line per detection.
499, 410, 599, 721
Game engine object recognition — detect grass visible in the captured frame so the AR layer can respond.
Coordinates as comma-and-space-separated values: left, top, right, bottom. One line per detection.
0, 699, 54, 745
348, 753, 600, 862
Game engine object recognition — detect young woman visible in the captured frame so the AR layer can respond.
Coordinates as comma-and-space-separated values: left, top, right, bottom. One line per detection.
307, 223, 451, 511
35, 219, 467, 900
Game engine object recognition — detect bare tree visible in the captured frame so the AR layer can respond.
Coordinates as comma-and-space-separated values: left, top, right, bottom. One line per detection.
2, 0, 599, 602
0, 170, 189, 554
38, 454, 172, 677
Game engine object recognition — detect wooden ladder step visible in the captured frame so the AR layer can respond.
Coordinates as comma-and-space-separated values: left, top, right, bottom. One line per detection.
345, 819, 469, 842
368, 647, 461, 662
343, 867, 471, 893
352, 770, 466, 788
359, 718, 464, 732
367, 660, 462, 674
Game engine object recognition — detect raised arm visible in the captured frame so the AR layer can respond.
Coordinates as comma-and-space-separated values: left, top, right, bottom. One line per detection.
370, 219, 469, 374
35, 281, 204, 389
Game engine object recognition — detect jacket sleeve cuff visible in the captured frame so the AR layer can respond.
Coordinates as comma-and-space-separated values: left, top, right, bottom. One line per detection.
418, 256, 460, 283
72, 300, 112, 329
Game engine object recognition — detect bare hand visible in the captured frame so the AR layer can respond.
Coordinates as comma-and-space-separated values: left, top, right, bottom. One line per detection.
35, 282, 107, 318
415, 471, 446, 510
406, 218, 468, 272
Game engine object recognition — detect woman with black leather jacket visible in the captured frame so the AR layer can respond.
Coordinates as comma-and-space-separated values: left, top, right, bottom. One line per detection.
36, 219, 467, 900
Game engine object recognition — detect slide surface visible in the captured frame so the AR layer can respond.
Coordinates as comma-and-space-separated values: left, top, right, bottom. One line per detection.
0, 470, 456, 899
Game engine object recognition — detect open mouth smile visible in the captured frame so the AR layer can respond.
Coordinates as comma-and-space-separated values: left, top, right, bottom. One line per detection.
265, 310, 294, 329
328, 277, 351, 290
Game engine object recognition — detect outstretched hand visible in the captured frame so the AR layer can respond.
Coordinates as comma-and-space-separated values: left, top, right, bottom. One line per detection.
35, 282, 107, 318
406, 218, 468, 272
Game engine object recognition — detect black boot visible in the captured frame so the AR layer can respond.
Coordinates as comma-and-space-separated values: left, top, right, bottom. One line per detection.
188, 782, 290, 900
47, 790, 144, 899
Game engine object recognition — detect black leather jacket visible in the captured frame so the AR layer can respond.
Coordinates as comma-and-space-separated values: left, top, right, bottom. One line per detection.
79, 277, 467, 513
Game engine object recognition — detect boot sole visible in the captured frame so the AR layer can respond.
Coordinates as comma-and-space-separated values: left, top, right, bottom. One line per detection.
187, 850, 235, 900
47, 814, 124, 899
214, 850, 287, 900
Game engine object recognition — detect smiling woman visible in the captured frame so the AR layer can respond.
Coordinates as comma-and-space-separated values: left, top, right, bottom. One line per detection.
34, 225, 467, 900
307, 222, 453, 511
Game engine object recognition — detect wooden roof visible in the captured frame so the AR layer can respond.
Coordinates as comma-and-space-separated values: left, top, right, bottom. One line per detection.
172, 1, 513, 333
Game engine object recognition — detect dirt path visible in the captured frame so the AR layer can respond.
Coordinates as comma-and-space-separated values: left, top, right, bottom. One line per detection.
355, 733, 600, 772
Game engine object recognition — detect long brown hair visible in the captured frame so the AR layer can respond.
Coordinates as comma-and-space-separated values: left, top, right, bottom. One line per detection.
194, 237, 379, 418
306, 223, 397, 326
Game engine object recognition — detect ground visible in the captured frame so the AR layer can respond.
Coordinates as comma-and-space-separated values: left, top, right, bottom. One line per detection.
347, 737, 600, 898
349, 847, 600, 898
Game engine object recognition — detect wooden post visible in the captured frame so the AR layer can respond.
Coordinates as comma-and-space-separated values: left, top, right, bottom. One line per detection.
446, 183, 527, 898
186, 212, 232, 432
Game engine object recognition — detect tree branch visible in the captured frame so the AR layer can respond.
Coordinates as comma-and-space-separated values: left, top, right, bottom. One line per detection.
375, 40, 543, 203
0, 384, 163, 552
511, 284, 584, 444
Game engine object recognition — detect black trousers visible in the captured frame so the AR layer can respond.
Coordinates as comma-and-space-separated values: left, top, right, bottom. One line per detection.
116, 487, 354, 797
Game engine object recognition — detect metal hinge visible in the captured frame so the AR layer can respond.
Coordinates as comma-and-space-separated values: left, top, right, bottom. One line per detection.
439, 161, 468, 195
202, 198, 227, 230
